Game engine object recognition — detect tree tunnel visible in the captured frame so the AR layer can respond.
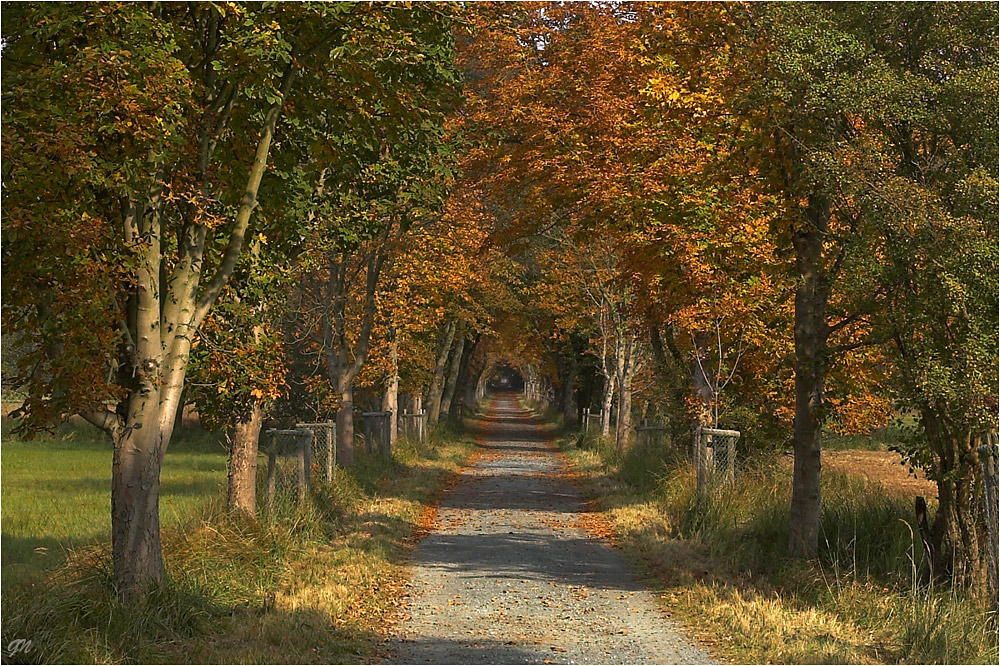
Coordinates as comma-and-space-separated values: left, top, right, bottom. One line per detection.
485, 363, 524, 392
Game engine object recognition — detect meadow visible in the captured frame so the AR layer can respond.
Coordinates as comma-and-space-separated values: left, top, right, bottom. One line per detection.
0, 411, 478, 664
1, 419, 228, 587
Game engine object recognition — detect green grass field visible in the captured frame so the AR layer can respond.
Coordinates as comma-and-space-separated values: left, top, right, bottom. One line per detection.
1, 419, 228, 587
2, 417, 479, 663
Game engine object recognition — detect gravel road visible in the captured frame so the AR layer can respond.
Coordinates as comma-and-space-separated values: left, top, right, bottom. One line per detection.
383, 395, 715, 665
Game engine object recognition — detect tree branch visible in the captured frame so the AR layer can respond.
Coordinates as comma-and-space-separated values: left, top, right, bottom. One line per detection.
193, 54, 298, 328
82, 409, 121, 438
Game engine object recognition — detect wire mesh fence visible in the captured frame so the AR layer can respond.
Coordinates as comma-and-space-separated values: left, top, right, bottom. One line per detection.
634, 421, 671, 449
359, 410, 392, 458
297, 421, 336, 484
264, 428, 312, 508
694, 426, 741, 498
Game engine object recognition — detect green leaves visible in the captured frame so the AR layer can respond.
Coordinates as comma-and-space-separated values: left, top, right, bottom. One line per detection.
1, 1, 461, 435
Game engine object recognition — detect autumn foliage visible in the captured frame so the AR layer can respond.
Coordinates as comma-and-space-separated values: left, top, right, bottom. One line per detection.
2, 1, 996, 600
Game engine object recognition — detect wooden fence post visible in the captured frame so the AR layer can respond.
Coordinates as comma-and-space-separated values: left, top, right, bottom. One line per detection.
361, 411, 393, 458
695, 427, 740, 495
326, 423, 335, 481
723, 435, 735, 480
694, 426, 709, 499
382, 412, 391, 458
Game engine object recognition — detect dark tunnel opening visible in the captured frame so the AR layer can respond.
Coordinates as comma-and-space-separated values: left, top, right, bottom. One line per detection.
485, 364, 524, 392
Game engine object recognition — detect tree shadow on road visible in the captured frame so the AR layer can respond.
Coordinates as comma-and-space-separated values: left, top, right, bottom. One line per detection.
412, 530, 646, 592
381, 634, 547, 665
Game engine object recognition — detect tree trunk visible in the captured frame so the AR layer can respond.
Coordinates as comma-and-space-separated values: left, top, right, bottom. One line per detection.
103, 60, 296, 601
615, 338, 636, 451
323, 247, 387, 466
690, 331, 715, 451
600, 373, 614, 437
451, 333, 478, 419
227, 400, 263, 515
788, 194, 831, 559
111, 394, 166, 599
336, 378, 356, 465
426, 320, 457, 427
923, 410, 984, 586
561, 354, 578, 428
111, 181, 167, 600
174, 386, 188, 429
616, 384, 632, 451
441, 324, 466, 418
474, 359, 493, 402
383, 336, 399, 449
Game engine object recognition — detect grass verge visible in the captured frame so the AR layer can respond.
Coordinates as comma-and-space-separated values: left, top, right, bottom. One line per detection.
557, 431, 998, 664
1, 421, 477, 664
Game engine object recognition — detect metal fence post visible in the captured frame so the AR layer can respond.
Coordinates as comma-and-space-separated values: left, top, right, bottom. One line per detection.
297, 432, 310, 503
266, 432, 278, 509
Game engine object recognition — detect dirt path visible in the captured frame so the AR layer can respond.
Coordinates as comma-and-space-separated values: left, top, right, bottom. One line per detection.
384, 395, 714, 665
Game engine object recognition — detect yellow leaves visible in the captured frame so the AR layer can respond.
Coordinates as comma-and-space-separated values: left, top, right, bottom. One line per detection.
219, 2, 243, 17
829, 393, 891, 435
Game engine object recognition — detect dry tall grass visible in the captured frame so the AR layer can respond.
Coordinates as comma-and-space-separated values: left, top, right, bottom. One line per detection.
560, 433, 998, 664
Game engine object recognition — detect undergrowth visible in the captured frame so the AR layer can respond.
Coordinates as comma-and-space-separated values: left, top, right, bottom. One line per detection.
558, 431, 999, 664
1, 424, 476, 664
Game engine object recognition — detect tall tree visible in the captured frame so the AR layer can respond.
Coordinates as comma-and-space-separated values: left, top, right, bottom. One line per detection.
843, 2, 999, 584
3, 2, 312, 597
717, 2, 906, 558
283, 5, 460, 463
1, 1, 454, 596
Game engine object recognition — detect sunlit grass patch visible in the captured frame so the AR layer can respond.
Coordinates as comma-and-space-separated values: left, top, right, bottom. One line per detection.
557, 432, 998, 665
1, 419, 478, 664
1, 420, 227, 586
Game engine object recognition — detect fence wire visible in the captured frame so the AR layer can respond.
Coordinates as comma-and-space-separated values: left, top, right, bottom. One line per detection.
264, 428, 312, 507
298, 422, 336, 484
360, 411, 392, 458
695, 426, 741, 497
